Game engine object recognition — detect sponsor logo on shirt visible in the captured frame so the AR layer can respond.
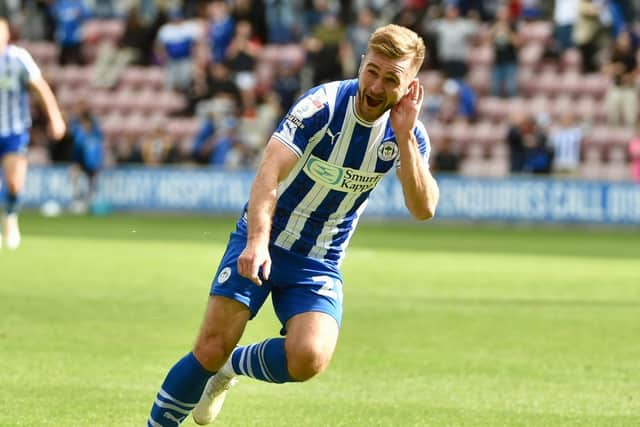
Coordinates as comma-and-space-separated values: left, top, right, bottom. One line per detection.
303, 155, 384, 193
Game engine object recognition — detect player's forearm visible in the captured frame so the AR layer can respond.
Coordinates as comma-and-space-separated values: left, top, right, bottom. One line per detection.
396, 133, 439, 220
246, 168, 278, 246
31, 78, 63, 125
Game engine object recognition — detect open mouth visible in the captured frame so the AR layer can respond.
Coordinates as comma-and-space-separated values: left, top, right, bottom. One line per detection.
365, 95, 384, 108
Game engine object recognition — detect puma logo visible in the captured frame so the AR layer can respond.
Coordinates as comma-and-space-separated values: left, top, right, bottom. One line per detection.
327, 128, 341, 145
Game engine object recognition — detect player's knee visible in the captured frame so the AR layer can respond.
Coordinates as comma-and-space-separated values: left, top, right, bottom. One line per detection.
5, 180, 20, 195
192, 333, 231, 372
286, 342, 332, 381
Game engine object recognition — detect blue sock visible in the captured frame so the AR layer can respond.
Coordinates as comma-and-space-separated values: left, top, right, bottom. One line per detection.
5, 192, 20, 215
148, 352, 213, 426
230, 338, 294, 383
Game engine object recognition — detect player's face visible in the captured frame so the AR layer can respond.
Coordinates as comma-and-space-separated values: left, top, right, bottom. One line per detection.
356, 51, 415, 122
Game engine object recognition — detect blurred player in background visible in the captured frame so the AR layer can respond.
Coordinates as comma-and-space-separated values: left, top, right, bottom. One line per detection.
0, 18, 66, 249
148, 24, 440, 426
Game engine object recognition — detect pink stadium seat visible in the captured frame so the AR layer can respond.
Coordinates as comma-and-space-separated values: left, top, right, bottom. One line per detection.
418, 71, 444, 94
120, 66, 165, 90
17, 41, 58, 66
519, 21, 552, 44
561, 48, 582, 72
166, 118, 201, 143
425, 120, 445, 145
101, 112, 127, 141
527, 94, 551, 116
467, 66, 491, 96
580, 145, 604, 180
585, 125, 633, 147
581, 74, 610, 99
83, 19, 125, 45
477, 96, 506, 122
574, 95, 598, 122
88, 89, 116, 114
258, 44, 306, 69
518, 43, 543, 68
603, 146, 630, 181
467, 44, 494, 68
549, 95, 573, 120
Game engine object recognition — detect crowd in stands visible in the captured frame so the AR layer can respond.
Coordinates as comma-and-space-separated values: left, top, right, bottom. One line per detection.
1, 0, 640, 182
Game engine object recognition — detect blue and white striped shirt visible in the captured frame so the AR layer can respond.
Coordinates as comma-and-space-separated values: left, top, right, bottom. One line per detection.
0, 45, 42, 137
238, 79, 431, 265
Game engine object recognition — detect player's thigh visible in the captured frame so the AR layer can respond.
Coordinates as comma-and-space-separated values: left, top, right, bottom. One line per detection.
195, 295, 250, 350
1, 154, 28, 192
286, 311, 339, 356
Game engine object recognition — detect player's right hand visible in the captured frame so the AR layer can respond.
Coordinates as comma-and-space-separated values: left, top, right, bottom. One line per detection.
237, 242, 271, 286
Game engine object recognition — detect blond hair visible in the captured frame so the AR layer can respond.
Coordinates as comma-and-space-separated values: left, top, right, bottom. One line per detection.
367, 24, 426, 72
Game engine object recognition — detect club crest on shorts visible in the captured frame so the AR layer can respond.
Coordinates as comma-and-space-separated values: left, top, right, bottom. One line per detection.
377, 140, 398, 161
217, 267, 231, 284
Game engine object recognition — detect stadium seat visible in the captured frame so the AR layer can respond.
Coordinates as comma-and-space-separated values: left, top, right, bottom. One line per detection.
561, 48, 582, 72
519, 21, 553, 45
418, 71, 444, 94
603, 146, 630, 181
16, 41, 58, 66
580, 145, 604, 180
518, 42, 543, 68
467, 44, 494, 68
467, 67, 491, 96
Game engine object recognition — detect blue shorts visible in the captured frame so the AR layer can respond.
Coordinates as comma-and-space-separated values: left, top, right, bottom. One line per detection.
0, 133, 30, 158
210, 231, 344, 334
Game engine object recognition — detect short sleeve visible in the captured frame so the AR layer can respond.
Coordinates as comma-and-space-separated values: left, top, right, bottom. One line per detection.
15, 47, 42, 83
395, 120, 431, 169
272, 86, 330, 157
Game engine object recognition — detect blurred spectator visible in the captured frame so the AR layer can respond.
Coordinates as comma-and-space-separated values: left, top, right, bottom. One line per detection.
302, 11, 348, 85
156, 11, 202, 91
93, 6, 159, 88
490, 5, 521, 97
192, 112, 241, 167
140, 123, 179, 165
50, 0, 90, 65
439, 78, 477, 123
114, 135, 142, 164
507, 112, 551, 173
264, 0, 298, 43
185, 61, 242, 116
207, 0, 235, 63
346, 7, 377, 70
573, 0, 605, 73
427, 4, 478, 79
548, 111, 583, 174
14, 0, 51, 40
226, 20, 260, 113
553, 0, 579, 52
602, 30, 638, 128
231, 0, 267, 44
433, 136, 460, 172
69, 106, 103, 212
629, 128, 640, 182
520, 0, 544, 20
272, 59, 301, 113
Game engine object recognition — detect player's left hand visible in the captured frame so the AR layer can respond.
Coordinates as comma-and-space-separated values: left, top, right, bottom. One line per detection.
49, 116, 67, 141
390, 79, 423, 141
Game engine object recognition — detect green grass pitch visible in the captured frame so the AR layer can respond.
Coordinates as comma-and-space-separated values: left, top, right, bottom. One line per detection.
1, 213, 639, 426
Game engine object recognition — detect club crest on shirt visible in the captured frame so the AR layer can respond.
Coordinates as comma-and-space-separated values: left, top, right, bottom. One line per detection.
377, 140, 398, 161
217, 267, 231, 284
